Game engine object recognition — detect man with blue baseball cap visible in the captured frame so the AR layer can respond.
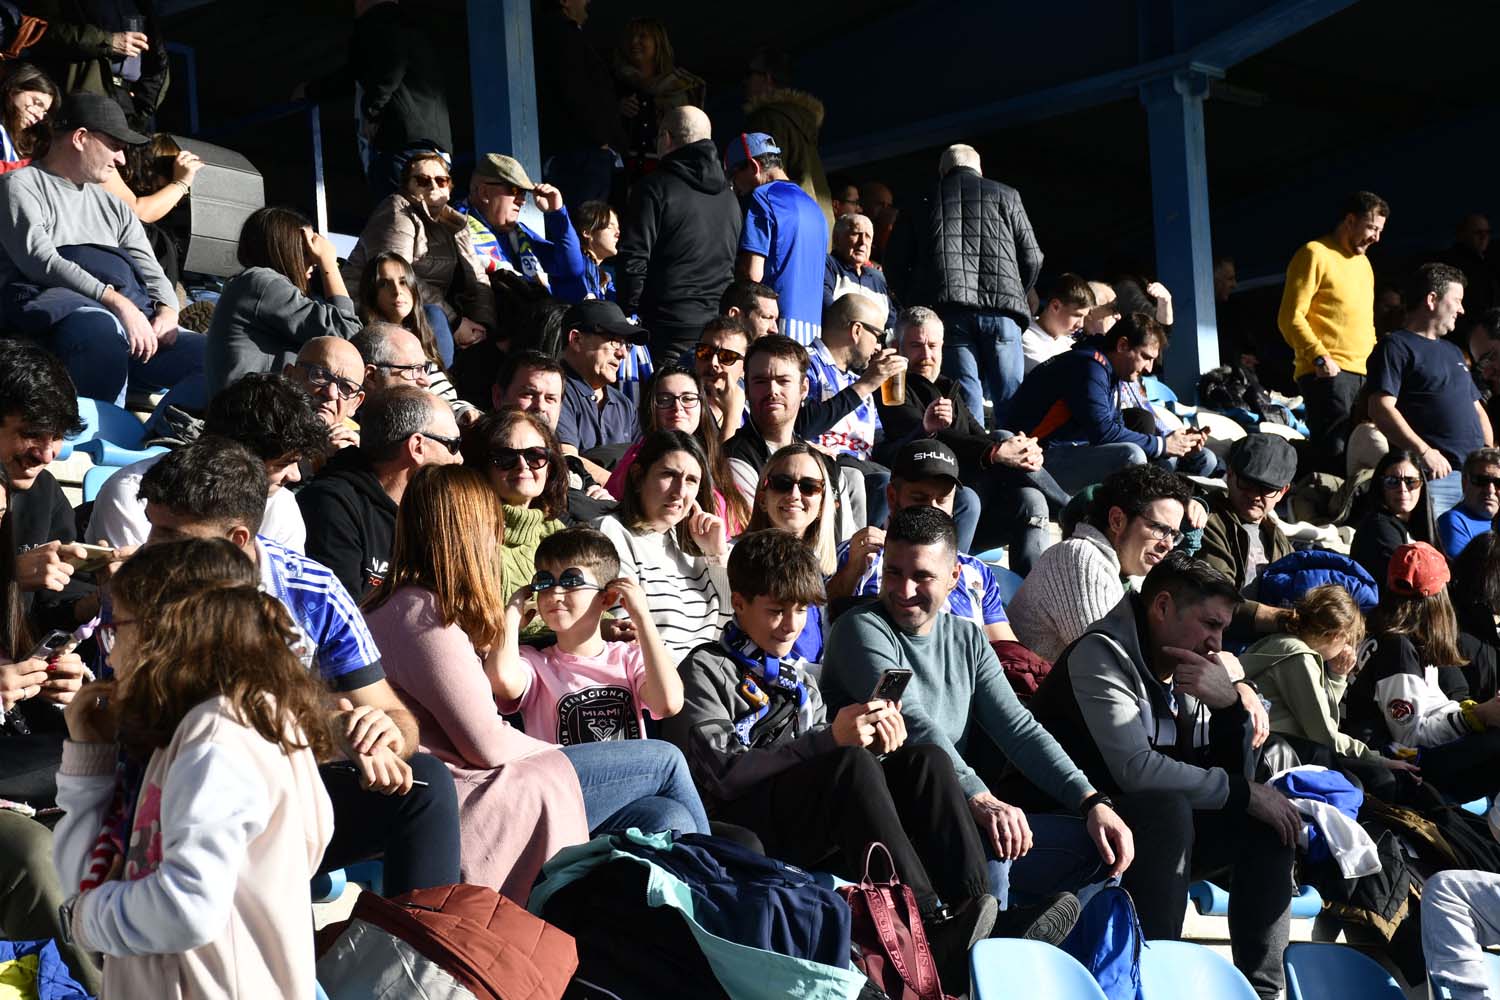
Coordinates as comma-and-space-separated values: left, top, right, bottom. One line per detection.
727, 132, 830, 347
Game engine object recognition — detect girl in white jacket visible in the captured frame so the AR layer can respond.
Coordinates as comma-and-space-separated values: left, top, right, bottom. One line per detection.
53, 539, 335, 1000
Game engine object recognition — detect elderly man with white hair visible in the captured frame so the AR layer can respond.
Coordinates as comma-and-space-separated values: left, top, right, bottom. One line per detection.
824, 212, 897, 330
616, 105, 743, 363
886, 143, 1043, 429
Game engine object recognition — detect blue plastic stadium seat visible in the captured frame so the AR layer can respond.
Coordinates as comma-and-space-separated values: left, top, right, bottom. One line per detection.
1188, 880, 1322, 919
1283, 942, 1403, 1000
1143, 375, 1178, 405
311, 859, 386, 904
971, 939, 1107, 1000
68, 397, 167, 467
1139, 939, 1257, 1000
81, 465, 119, 504
1460, 797, 1490, 817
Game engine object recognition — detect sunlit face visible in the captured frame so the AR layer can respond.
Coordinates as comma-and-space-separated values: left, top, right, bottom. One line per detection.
730, 592, 807, 657
900, 321, 943, 382
10, 88, 50, 130
76, 128, 125, 184
404, 158, 452, 214
760, 453, 824, 537
0, 414, 62, 490
1381, 460, 1423, 519
289, 343, 366, 427
1110, 498, 1185, 577
835, 218, 873, 267
373, 260, 415, 323
1110, 335, 1160, 381
731, 295, 780, 339
1152, 592, 1234, 661
566, 329, 627, 387
890, 476, 957, 517
1342, 211, 1386, 256
264, 453, 302, 494
487, 420, 549, 505
879, 539, 959, 634
1041, 300, 1089, 338
1463, 463, 1500, 519
584, 212, 620, 261
500, 367, 564, 430
638, 449, 702, 531
847, 314, 884, 371
1226, 469, 1286, 525
745, 353, 806, 430
695, 329, 748, 394
1431, 280, 1465, 338
533, 558, 608, 634
471, 179, 525, 232
652, 373, 702, 434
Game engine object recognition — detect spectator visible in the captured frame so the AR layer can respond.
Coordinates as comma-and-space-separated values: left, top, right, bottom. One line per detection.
1439, 448, 1500, 559
878, 306, 1066, 574
205, 206, 362, 396
1367, 262, 1490, 516
1007, 311, 1214, 493
605, 365, 751, 534
575, 199, 619, 301
1350, 449, 1439, 594
1422, 870, 1500, 1000
742, 47, 833, 228
862, 179, 897, 260
355, 252, 477, 421
1026, 552, 1297, 998
824, 213, 896, 330
1345, 543, 1500, 804
0, 94, 204, 409
617, 106, 741, 363
350, 322, 432, 395
886, 144, 1042, 428
661, 529, 999, 992
805, 294, 905, 476
1198, 434, 1297, 636
284, 336, 366, 456
351, 0, 452, 201
822, 506, 1133, 920
0, 62, 57, 166
729, 132, 829, 345
90, 372, 329, 552
555, 300, 647, 478
298, 386, 460, 599
462, 153, 587, 301
1021, 274, 1094, 374
1008, 464, 1192, 661
1437, 213, 1499, 322
344, 153, 496, 367
1214, 255, 1258, 369
693, 315, 750, 437
830, 179, 861, 218
29, 0, 167, 128
1452, 531, 1500, 701
1277, 191, 1388, 474
360, 465, 590, 902
612, 17, 704, 186
101, 133, 201, 289
719, 278, 781, 339
138, 438, 463, 897
1082, 280, 1120, 337
533, 0, 621, 209
598, 430, 730, 663
1112, 275, 1174, 329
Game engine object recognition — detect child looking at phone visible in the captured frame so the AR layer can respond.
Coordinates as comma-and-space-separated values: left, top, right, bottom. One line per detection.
490, 527, 683, 745
52, 539, 334, 1000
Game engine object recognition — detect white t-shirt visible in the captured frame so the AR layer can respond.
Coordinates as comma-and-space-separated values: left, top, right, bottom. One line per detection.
1022, 320, 1076, 374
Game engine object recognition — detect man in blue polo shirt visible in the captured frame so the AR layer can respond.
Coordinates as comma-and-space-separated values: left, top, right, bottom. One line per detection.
137, 437, 461, 898
555, 300, 648, 482
1438, 447, 1500, 558
729, 132, 829, 346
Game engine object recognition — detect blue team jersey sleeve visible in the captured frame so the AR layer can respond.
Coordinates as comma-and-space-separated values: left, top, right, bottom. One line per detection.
303, 565, 385, 690
740, 191, 774, 258
973, 559, 1009, 625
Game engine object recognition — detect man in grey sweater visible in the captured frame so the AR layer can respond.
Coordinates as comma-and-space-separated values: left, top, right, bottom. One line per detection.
0, 93, 202, 407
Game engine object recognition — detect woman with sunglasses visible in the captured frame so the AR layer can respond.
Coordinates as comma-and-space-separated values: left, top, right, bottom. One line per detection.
605, 365, 752, 536
343, 152, 496, 368
1350, 449, 1439, 596
743, 443, 837, 663
599, 430, 730, 663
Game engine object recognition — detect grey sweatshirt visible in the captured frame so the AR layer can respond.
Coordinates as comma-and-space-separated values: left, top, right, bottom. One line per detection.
0, 165, 175, 305
204, 267, 362, 395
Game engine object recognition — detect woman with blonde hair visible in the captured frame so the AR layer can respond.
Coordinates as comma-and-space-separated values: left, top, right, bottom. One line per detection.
613, 17, 704, 184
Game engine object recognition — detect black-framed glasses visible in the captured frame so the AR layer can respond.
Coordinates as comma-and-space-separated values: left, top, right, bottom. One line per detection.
766, 473, 824, 497
1140, 517, 1184, 546
695, 343, 744, 366
1382, 475, 1423, 492
492, 446, 550, 471
294, 362, 362, 400
421, 431, 462, 455
1469, 474, 1500, 492
374, 361, 427, 382
531, 567, 603, 593
654, 391, 701, 411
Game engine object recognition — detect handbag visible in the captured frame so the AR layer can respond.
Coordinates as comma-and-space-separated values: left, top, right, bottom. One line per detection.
837, 843, 951, 1000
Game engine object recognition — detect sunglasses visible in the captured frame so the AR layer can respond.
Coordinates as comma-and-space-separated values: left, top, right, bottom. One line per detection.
654, 391, 701, 411
294, 362, 362, 400
1470, 474, 1500, 491
492, 446, 550, 471
421, 431, 462, 455
694, 343, 745, 366
766, 473, 824, 497
1382, 475, 1423, 491
531, 567, 603, 593
412, 174, 452, 189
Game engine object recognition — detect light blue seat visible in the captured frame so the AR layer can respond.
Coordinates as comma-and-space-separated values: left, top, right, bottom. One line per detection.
81, 464, 119, 504
1188, 880, 1322, 919
69, 397, 167, 467
1283, 943, 1403, 1000
1143, 375, 1178, 405
1460, 797, 1490, 817
1139, 939, 1257, 1000
311, 859, 386, 904
971, 938, 1107, 1000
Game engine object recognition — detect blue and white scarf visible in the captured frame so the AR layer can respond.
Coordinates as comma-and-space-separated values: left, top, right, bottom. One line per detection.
722, 622, 818, 746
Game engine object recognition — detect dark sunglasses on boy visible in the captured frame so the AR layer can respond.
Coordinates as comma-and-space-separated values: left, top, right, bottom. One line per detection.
766, 473, 824, 497
530, 568, 604, 593
492, 446, 551, 471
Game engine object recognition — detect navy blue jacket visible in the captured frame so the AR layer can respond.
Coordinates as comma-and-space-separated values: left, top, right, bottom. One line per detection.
1006, 345, 1166, 458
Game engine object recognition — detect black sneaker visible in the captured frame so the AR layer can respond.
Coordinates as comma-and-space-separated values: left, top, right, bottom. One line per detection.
924, 894, 998, 995
989, 892, 1081, 946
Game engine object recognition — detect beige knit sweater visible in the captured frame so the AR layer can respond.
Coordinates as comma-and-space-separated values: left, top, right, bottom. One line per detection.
1006, 524, 1124, 662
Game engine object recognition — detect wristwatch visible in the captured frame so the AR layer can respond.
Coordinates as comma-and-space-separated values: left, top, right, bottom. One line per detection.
1080, 791, 1115, 816
57, 894, 79, 945
1314, 356, 1328, 371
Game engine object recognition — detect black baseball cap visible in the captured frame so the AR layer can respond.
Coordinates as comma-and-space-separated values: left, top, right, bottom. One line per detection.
562, 300, 650, 345
893, 439, 960, 486
1227, 433, 1297, 490
50, 92, 148, 146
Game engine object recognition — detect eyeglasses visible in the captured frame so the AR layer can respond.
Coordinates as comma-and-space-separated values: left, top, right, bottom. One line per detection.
766, 473, 824, 497
97, 619, 136, 637
492, 446, 550, 471
1382, 475, 1423, 492
412, 175, 452, 189
374, 361, 427, 382
654, 391, 701, 411
1234, 475, 1282, 498
531, 567, 603, 593
294, 362, 362, 400
1140, 517, 1184, 546
421, 431, 462, 455
1469, 474, 1500, 492
694, 343, 745, 366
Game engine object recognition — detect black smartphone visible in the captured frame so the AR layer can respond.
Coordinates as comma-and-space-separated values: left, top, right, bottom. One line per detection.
26, 629, 72, 662
871, 667, 913, 704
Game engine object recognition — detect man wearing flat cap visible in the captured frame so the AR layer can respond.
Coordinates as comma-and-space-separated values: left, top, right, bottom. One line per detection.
462, 152, 588, 303
0, 92, 203, 408
556, 299, 650, 479
1199, 433, 1297, 636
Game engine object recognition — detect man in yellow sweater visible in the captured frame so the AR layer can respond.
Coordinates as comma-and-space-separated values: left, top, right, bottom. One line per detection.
1277, 191, 1389, 473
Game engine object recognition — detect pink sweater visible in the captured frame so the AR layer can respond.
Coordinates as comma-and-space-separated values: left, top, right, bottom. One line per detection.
364, 587, 589, 903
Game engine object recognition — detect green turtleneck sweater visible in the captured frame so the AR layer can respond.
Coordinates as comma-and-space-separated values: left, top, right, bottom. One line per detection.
501, 504, 565, 636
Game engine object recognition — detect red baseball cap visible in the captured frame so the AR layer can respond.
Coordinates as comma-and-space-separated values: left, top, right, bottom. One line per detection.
1387, 542, 1449, 598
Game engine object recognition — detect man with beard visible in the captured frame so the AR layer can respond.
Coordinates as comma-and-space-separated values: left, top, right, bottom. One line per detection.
694, 316, 750, 436
1198, 434, 1296, 637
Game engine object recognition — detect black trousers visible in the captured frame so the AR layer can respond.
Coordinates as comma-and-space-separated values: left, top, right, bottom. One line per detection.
714, 744, 990, 914
1417, 728, 1500, 803
318, 753, 462, 897
1114, 790, 1293, 1000
1297, 371, 1364, 474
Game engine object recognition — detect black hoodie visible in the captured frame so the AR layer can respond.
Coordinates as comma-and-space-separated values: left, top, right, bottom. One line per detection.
616, 138, 743, 330
296, 448, 397, 600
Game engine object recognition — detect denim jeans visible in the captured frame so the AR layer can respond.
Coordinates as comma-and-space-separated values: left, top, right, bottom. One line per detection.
422, 303, 456, 368
1043, 441, 1218, 496
49, 307, 208, 407
940, 308, 1024, 428
987, 813, 1107, 909
951, 484, 980, 554
1427, 469, 1464, 519
561, 739, 711, 836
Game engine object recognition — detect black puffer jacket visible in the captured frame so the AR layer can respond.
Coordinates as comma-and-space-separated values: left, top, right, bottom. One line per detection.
890, 167, 1042, 326
615, 138, 742, 329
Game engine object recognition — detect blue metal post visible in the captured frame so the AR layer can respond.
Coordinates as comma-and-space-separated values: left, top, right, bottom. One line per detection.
468, 0, 541, 228
310, 105, 327, 235
1141, 70, 1220, 395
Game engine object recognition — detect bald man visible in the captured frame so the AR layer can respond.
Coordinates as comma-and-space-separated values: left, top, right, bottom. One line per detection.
285, 336, 366, 450
617, 105, 744, 362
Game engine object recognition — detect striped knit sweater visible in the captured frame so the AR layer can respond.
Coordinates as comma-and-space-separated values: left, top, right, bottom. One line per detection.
597, 514, 730, 664
1006, 523, 1125, 662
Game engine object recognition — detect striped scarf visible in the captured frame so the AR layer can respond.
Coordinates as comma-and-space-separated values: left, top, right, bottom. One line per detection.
722, 622, 816, 746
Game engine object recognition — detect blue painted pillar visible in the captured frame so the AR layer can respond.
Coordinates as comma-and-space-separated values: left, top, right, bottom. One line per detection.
468, 0, 540, 177
1140, 70, 1220, 395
